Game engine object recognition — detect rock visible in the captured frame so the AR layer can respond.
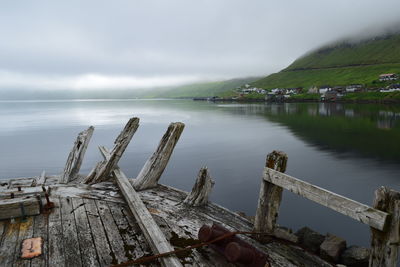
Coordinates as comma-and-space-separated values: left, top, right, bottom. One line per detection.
341, 246, 370, 267
274, 226, 298, 243
295, 227, 325, 253
320, 234, 347, 263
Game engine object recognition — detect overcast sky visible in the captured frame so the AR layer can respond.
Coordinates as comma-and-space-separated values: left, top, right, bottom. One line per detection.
1, 0, 400, 91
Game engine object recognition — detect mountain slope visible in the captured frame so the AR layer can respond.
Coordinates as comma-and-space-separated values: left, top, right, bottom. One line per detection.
144, 77, 260, 98
253, 33, 400, 89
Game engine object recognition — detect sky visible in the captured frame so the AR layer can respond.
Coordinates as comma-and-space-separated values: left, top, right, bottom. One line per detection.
1, 0, 400, 91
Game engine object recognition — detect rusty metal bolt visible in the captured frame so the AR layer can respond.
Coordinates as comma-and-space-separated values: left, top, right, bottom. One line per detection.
224, 242, 255, 264
18, 186, 21, 191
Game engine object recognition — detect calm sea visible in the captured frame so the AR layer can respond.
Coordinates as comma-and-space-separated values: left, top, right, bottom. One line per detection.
1, 99, 399, 247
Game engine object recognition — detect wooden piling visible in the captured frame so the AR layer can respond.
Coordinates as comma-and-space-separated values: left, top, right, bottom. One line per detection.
253, 150, 288, 237
83, 118, 139, 184
183, 167, 214, 207
369, 187, 400, 267
132, 122, 184, 191
60, 126, 94, 183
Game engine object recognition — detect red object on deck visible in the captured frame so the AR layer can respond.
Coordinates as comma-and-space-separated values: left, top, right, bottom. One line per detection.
198, 223, 268, 267
21, 237, 42, 259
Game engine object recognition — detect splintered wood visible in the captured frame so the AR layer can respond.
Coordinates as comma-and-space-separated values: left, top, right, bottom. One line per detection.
83, 117, 139, 184
99, 146, 182, 267
133, 122, 184, 190
60, 126, 94, 184
183, 167, 214, 206
254, 150, 287, 235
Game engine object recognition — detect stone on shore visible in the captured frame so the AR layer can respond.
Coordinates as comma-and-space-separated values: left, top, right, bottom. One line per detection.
295, 227, 325, 253
320, 234, 347, 263
341, 246, 370, 267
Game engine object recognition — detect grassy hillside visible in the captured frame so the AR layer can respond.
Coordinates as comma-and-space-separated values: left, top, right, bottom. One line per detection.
144, 77, 259, 98
253, 33, 400, 90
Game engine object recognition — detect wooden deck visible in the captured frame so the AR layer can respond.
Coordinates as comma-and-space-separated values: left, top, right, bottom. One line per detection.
0, 176, 332, 267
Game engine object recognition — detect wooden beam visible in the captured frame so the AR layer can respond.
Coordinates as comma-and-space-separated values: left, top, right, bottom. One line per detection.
0, 197, 41, 220
370, 187, 400, 266
254, 151, 288, 236
60, 126, 94, 184
36, 171, 46, 186
132, 122, 184, 191
264, 167, 390, 231
183, 167, 214, 206
99, 146, 183, 267
83, 117, 139, 184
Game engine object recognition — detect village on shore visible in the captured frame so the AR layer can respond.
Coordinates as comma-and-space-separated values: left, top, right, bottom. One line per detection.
195, 73, 400, 103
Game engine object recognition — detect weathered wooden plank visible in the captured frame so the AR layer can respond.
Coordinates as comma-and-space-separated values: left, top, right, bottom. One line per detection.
60, 197, 83, 267
84, 198, 114, 266
99, 146, 183, 267
95, 200, 128, 264
254, 151, 287, 236
13, 217, 34, 267
48, 197, 65, 267
0, 197, 40, 220
0, 186, 45, 199
50, 184, 124, 204
133, 122, 184, 191
31, 214, 49, 267
107, 201, 148, 260
183, 167, 214, 206
83, 117, 139, 184
370, 187, 400, 267
60, 126, 94, 184
264, 167, 390, 231
8, 178, 36, 189
0, 220, 20, 266
112, 168, 183, 267
71, 198, 100, 267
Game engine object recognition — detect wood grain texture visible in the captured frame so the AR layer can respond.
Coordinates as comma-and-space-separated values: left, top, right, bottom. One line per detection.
71, 197, 100, 267
60, 126, 94, 183
264, 167, 389, 231
83, 118, 139, 184
133, 122, 184, 191
369, 187, 400, 267
183, 167, 214, 206
0, 197, 40, 220
254, 151, 287, 235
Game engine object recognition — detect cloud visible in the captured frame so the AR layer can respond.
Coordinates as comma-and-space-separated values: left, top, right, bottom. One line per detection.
0, 0, 399, 91
0, 70, 209, 90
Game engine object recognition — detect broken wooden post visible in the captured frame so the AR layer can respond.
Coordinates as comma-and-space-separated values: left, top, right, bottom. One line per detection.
132, 122, 184, 191
36, 171, 46, 186
183, 167, 214, 206
253, 150, 288, 237
83, 118, 139, 184
369, 187, 400, 267
99, 146, 183, 267
60, 126, 94, 184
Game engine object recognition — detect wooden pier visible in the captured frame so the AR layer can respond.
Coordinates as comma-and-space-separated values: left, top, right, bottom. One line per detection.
0, 118, 399, 266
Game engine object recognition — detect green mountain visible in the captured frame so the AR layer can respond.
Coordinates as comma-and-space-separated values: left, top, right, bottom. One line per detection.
144, 77, 260, 98
253, 32, 400, 90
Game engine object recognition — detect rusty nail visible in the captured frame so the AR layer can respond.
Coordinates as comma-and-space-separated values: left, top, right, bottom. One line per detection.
42, 186, 46, 192
10, 192, 14, 199
18, 186, 21, 191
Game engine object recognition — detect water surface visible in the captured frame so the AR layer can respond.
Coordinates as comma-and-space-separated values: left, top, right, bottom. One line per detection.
1, 99, 399, 247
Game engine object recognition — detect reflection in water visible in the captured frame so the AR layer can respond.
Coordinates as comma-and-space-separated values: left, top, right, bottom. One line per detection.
0, 99, 399, 247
